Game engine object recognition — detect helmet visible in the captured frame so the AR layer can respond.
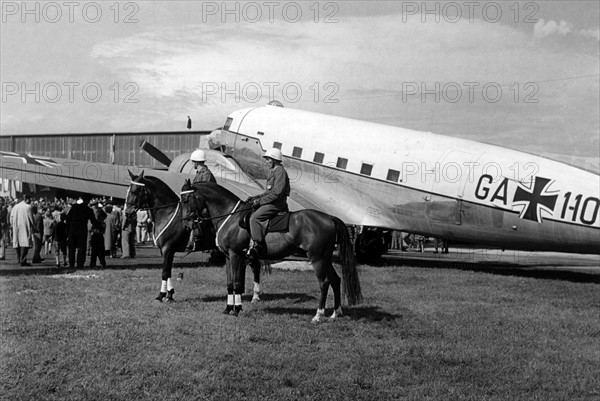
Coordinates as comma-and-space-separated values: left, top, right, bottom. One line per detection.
190, 149, 206, 162
263, 148, 283, 161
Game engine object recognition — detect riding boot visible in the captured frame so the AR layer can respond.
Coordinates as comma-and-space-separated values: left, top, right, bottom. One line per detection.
247, 241, 266, 260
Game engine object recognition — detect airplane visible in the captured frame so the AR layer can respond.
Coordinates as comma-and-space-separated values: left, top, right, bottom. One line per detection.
1, 101, 599, 259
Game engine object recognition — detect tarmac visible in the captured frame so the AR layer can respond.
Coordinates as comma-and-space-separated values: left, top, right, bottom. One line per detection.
1, 244, 599, 282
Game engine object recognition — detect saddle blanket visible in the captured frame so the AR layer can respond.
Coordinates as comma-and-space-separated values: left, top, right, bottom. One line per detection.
240, 210, 290, 233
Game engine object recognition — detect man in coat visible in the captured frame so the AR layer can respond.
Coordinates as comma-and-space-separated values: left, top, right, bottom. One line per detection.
10, 194, 34, 266
246, 148, 290, 259
66, 197, 99, 269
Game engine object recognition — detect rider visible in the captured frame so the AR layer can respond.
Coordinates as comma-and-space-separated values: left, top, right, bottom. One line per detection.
191, 149, 216, 184
186, 149, 216, 251
246, 148, 290, 259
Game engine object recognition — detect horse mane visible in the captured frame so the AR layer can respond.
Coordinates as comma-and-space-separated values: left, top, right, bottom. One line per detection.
190, 182, 241, 205
142, 175, 180, 204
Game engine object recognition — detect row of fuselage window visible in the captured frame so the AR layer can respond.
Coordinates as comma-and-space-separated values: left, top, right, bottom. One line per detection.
272, 141, 402, 183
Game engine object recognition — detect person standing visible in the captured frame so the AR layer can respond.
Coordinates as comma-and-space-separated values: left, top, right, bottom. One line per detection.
136, 209, 149, 244
120, 211, 136, 259
246, 148, 290, 258
103, 204, 119, 258
9, 195, 34, 266
31, 206, 44, 263
43, 209, 55, 256
53, 213, 68, 268
0, 199, 8, 260
66, 197, 98, 269
90, 209, 107, 269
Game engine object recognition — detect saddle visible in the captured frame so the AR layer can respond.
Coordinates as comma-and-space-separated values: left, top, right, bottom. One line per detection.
239, 209, 290, 233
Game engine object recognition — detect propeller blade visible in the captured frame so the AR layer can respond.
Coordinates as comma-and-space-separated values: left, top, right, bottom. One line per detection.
140, 139, 172, 167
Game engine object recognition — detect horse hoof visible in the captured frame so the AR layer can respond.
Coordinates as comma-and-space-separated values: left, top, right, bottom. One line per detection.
166, 298, 175, 303
155, 292, 167, 302
251, 296, 260, 303
232, 305, 242, 316
223, 305, 234, 315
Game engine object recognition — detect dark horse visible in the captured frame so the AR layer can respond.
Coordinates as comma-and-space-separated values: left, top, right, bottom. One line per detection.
180, 180, 362, 322
125, 171, 263, 302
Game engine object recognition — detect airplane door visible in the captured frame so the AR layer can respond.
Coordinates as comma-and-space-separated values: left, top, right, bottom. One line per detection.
427, 149, 475, 225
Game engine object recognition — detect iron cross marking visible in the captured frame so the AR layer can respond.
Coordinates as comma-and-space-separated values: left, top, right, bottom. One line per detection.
512, 176, 558, 223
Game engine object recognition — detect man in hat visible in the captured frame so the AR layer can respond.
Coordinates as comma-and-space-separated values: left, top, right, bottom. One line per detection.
246, 148, 290, 259
66, 197, 99, 269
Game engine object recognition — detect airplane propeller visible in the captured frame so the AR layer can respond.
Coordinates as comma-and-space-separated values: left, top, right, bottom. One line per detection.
140, 139, 172, 167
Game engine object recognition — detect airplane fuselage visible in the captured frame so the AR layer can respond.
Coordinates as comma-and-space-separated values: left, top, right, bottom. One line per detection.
203, 105, 600, 254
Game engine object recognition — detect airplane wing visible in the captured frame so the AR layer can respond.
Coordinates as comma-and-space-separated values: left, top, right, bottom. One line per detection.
0, 151, 309, 211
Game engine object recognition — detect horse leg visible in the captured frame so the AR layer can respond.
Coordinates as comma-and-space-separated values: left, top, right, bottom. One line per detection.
231, 253, 246, 316
157, 250, 175, 302
327, 264, 343, 319
250, 259, 261, 303
311, 260, 330, 323
223, 258, 234, 314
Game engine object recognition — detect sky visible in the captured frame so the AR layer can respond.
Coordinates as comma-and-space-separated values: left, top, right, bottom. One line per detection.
1, 1, 599, 169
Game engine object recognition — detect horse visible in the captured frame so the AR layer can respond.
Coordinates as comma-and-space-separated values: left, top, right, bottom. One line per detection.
124, 171, 263, 303
180, 180, 362, 322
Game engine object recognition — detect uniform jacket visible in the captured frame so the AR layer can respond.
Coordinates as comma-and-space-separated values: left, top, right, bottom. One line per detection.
10, 201, 34, 247
192, 165, 216, 184
257, 164, 290, 210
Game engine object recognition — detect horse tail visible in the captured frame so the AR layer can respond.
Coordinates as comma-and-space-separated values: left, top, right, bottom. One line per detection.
332, 216, 362, 306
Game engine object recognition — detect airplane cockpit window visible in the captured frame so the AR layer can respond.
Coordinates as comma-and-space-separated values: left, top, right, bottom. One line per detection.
386, 169, 400, 182
292, 147, 303, 158
223, 117, 233, 131
273, 141, 282, 149
360, 163, 373, 176
313, 152, 324, 164
336, 157, 348, 170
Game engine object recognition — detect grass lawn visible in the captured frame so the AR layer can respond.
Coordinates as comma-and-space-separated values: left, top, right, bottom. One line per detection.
1, 264, 598, 400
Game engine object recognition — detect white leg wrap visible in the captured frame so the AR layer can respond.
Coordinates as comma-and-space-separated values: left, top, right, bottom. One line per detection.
234, 294, 242, 306
227, 294, 234, 305
167, 278, 174, 291
331, 307, 343, 319
312, 308, 326, 323
160, 280, 168, 293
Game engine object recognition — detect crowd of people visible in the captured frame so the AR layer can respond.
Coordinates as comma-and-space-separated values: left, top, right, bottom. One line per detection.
0, 194, 153, 268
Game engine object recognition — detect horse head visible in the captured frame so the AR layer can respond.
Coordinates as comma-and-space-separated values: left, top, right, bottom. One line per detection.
125, 170, 152, 221
180, 179, 205, 230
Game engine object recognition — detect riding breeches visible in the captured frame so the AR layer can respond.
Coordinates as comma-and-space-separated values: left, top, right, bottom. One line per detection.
249, 204, 281, 242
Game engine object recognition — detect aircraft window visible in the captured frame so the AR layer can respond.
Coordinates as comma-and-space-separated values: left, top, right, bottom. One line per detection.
360, 163, 373, 176
387, 169, 400, 182
223, 117, 233, 131
336, 157, 348, 169
273, 141, 282, 149
313, 152, 324, 164
292, 147, 303, 158
257, 131, 264, 136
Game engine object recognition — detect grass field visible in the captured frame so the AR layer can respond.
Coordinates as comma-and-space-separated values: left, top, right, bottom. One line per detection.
1, 262, 599, 400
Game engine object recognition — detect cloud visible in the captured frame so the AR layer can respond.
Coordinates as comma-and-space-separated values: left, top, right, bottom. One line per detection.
533, 19, 572, 39
579, 28, 600, 41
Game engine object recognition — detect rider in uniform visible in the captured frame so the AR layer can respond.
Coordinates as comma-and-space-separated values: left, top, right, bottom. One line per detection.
246, 148, 290, 259
186, 149, 216, 251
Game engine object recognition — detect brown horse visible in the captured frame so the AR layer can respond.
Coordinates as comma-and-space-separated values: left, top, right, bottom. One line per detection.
180, 180, 362, 322
124, 171, 263, 303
